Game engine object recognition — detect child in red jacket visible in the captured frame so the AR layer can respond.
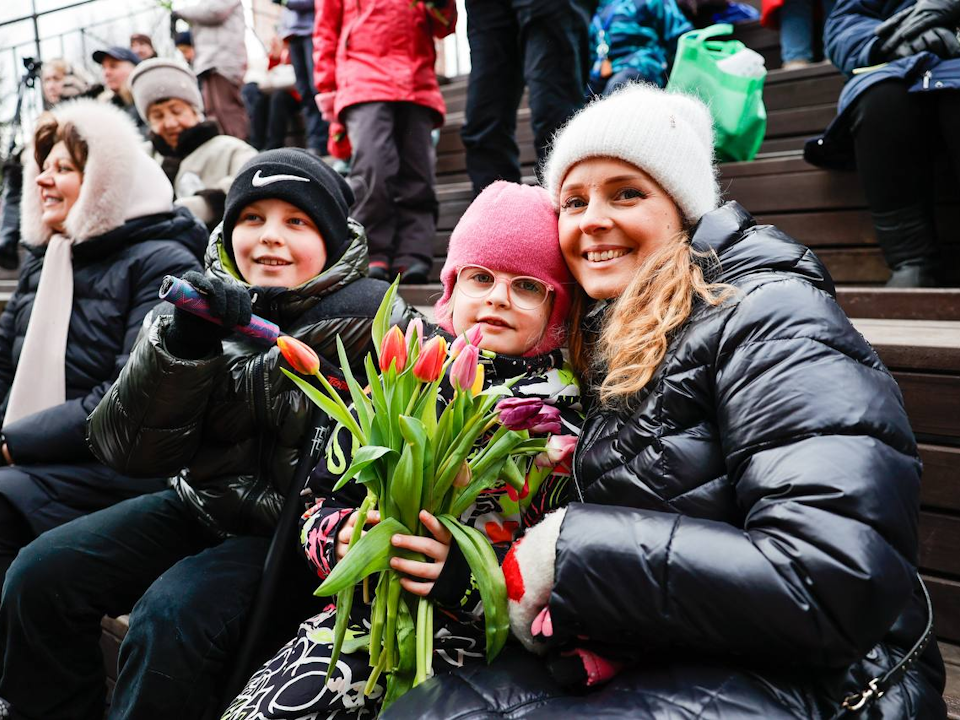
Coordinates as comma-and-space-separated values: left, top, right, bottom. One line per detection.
313, 0, 456, 284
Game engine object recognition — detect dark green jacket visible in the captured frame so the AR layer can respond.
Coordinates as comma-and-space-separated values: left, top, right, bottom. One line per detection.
88, 220, 417, 538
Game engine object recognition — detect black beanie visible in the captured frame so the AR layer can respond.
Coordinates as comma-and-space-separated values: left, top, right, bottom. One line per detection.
222, 148, 355, 272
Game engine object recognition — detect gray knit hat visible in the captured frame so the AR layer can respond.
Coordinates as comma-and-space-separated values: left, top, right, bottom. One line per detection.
129, 58, 204, 122
544, 83, 720, 224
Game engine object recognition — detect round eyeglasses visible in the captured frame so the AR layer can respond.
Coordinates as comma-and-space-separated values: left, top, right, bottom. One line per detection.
456, 265, 553, 310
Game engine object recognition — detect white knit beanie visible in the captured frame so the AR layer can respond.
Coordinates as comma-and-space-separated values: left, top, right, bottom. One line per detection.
129, 58, 204, 122
544, 83, 719, 224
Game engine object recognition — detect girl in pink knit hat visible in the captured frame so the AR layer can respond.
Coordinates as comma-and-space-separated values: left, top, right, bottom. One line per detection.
224, 181, 583, 719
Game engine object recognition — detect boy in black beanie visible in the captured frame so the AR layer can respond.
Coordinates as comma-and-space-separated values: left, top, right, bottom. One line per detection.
0, 148, 418, 720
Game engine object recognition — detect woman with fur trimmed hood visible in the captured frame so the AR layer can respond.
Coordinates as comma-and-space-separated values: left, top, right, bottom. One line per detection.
0, 98, 207, 587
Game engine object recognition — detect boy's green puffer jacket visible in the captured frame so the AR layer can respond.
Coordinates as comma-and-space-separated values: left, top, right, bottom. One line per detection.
88, 220, 418, 538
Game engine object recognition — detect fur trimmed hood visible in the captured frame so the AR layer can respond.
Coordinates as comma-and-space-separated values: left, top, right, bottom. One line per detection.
20, 98, 174, 246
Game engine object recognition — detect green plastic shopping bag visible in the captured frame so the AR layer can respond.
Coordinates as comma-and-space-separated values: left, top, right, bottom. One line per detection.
666, 24, 767, 162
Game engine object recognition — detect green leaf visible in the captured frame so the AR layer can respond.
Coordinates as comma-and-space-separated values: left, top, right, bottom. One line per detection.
332, 445, 396, 492
372, 278, 401, 361
436, 516, 509, 662
281, 368, 366, 445
478, 383, 513, 398
389, 440, 422, 532
336, 336, 373, 436
450, 457, 507, 517
325, 584, 354, 684
499, 455, 526, 491
381, 593, 417, 710
341, 632, 371, 655
315, 518, 409, 596
398, 415, 429, 517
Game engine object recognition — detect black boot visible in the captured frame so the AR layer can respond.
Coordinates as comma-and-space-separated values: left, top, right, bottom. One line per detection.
871, 204, 939, 287
0, 160, 23, 271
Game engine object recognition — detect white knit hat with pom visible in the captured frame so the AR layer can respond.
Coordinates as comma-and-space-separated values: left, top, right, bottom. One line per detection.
544, 83, 720, 224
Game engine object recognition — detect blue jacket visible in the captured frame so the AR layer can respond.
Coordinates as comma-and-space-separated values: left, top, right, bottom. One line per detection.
278, 0, 315, 40
806, 0, 960, 168
589, 0, 692, 86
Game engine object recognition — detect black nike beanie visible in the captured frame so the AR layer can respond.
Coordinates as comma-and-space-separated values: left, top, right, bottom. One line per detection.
221, 148, 356, 271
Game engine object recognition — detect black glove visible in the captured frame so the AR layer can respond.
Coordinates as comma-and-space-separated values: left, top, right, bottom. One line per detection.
876, 0, 960, 57
165, 271, 252, 359
881, 24, 960, 58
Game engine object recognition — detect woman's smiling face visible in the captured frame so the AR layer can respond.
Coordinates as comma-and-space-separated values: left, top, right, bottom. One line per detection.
36, 141, 83, 234
558, 157, 684, 300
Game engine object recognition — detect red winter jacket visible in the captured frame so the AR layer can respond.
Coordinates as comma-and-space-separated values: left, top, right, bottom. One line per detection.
760, 0, 784, 29
312, 0, 456, 127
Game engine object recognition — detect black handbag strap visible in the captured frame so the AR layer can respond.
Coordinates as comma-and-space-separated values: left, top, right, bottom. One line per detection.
832, 573, 934, 717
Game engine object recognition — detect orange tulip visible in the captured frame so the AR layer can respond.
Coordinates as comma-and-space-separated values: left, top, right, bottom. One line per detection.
379, 325, 408, 373
277, 335, 320, 375
412, 336, 447, 382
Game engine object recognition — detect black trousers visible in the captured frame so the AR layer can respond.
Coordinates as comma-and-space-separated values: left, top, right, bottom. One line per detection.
0, 490, 271, 720
461, 0, 593, 195
288, 34, 329, 152
344, 101, 438, 269
850, 81, 960, 215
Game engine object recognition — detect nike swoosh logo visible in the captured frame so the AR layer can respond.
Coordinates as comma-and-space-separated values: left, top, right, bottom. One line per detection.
251, 170, 311, 187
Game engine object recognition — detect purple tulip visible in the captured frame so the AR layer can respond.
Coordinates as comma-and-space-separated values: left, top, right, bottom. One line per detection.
497, 397, 562, 433
527, 405, 562, 434
496, 397, 544, 429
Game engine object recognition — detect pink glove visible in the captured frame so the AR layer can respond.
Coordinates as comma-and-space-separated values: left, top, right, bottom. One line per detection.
316, 91, 336, 122
502, 508, 566, 652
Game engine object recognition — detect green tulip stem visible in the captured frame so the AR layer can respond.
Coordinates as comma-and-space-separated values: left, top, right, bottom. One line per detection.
368, 572, 389, 667
414, 595, 434, 685
383, 571, 402, 671
364, 642, 387, 697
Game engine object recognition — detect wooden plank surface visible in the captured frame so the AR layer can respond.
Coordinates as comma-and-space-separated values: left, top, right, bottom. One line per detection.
855, 319, 960, 372
920, 513, 960, 578
894, 372, 960, 438
941, 642, 960, 718
837, 288, 960, 322
920, 445, 960, 513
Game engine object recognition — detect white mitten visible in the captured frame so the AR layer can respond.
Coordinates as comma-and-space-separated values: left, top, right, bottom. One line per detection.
501, 507, 566, 653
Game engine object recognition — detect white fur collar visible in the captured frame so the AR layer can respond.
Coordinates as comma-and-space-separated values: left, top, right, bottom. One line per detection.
20, 98, 174, 246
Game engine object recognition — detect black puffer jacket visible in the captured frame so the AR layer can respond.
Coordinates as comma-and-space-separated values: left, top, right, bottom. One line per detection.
383, 202, 946, 719
89, 220, 417, 538
0, 207, 206, 464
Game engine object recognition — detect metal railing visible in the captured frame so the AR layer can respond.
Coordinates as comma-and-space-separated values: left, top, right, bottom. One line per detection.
0, 0, 173, 150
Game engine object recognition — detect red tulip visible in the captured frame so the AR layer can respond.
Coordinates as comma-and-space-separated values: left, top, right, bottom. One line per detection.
412, 336, 447, 382
379, 325, 407, 373
450, 343, 480, 392
277, 335, 320, 375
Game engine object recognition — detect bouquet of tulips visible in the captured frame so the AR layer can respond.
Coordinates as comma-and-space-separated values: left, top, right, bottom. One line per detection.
276, 282, 562, 706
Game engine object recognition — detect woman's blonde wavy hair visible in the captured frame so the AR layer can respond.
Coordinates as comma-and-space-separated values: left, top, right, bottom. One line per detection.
568, 232, 734, 407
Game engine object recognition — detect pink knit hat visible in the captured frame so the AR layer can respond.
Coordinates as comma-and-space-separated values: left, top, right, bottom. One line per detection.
435, 181, 573, 356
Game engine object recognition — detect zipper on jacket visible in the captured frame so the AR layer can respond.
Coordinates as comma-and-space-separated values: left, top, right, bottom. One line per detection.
571, 405, 602, 503
923, 70, 931, 90
238, 352, 270, 526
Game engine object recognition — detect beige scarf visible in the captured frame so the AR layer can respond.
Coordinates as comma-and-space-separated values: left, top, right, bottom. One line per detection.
4, 233, 75, 427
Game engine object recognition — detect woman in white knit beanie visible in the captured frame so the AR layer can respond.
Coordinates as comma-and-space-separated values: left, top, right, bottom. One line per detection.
383, 82, 944, 719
